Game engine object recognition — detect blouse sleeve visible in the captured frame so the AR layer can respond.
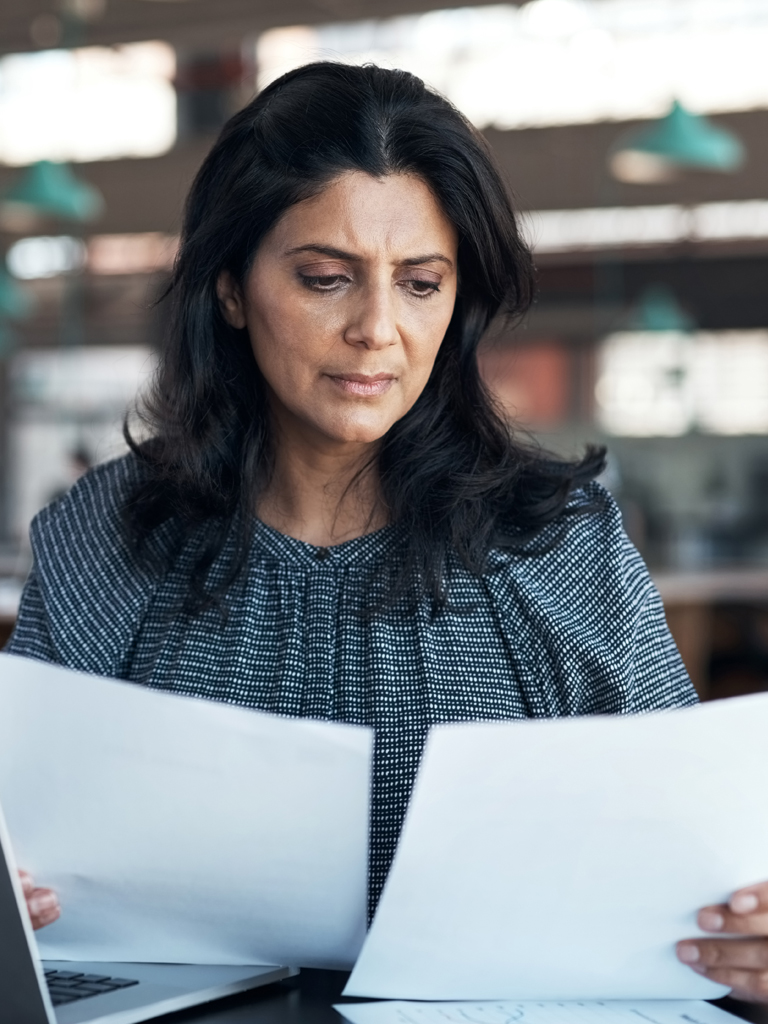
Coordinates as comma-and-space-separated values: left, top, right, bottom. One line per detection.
1, 455, 161, 679
485, 482, 699, 718
3, 567, 60, 664
620, 531, 698, 712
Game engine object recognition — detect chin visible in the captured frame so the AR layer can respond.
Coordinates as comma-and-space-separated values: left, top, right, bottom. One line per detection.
321, 415, 394, 446
331, 429, 390, 445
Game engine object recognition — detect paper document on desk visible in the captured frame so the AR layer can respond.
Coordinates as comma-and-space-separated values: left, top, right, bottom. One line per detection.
346, 694, 768, 1000
334, 999, 739, 1024
0, 654, 372, 968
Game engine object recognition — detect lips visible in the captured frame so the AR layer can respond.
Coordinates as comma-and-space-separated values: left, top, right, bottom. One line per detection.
326, 373, 396, 397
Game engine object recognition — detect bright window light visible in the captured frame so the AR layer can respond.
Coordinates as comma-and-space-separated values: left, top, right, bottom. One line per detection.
528, 206, 689, 252
526, 201, 768, 253
596, 332, 695, 437
11, 346, 156, 415
7, 233, 179, 278
692, 333, 768, 435
10, 346, 156, 542
596, 330, 768, 437
257, 0, 768, 130
0, 41, 176, 165
7, 236, 86, 278
693, 201, 768, 242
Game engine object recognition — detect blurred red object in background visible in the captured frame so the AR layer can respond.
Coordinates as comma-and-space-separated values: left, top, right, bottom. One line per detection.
478, 339, 571, 429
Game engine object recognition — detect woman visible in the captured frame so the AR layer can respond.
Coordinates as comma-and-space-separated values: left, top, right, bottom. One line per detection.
8, 62, 768, 1000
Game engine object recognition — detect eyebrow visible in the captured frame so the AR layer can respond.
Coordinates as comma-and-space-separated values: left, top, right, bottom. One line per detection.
283, 244, 454, 269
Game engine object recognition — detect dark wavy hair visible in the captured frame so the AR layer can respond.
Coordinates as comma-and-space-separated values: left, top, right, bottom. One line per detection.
125, 61, 605, 613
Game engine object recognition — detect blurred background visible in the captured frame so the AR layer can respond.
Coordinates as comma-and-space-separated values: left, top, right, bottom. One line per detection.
1, 0, 767, 700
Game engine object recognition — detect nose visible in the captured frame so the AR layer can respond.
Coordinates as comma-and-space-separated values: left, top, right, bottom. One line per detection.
343, 280, 400, 350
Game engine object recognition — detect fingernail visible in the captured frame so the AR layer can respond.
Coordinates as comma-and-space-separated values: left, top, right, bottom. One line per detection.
29, 893, 58, 915
678, 944, 700, 963
730, 893, 759, 914
698, 911, 724, 932
691, 964, 707, 974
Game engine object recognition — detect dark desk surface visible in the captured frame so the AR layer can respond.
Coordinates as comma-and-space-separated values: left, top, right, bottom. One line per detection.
151, 968, 350, 1024
141, 970, 768, 1024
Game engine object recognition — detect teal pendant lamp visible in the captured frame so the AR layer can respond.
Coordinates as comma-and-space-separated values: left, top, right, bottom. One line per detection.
0, 322, 17, 358
624, 284, 696, 333
610, 100, 745, 184
0, 267, 33, 321
0, 160, 104, 230
0, 267, 34, 359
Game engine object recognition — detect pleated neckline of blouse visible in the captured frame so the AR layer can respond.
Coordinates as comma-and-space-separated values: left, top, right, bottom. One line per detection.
250, 517, 405, 569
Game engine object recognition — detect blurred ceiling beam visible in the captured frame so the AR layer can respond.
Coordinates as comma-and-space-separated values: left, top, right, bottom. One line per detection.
1, 0, 526, 56
2, 109, 768, 245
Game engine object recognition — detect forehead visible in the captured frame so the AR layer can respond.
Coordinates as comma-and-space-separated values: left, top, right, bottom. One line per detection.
266, 171, 458, 257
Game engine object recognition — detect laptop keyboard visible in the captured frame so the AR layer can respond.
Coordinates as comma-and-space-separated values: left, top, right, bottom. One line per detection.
44, 969, 139, 1006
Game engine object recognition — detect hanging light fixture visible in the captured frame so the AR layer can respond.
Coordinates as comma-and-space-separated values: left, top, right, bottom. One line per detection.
0, 267, 34, 359
610, 100, 745, 184
0, 267, 34, 321
623, 283, 696, 333
0, 161, 104, 232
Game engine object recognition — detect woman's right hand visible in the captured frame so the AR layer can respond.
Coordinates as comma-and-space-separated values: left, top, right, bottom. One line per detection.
19, 870, 60, 930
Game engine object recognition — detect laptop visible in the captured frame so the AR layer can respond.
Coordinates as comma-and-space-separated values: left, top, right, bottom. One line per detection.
0, 803, 297, 1024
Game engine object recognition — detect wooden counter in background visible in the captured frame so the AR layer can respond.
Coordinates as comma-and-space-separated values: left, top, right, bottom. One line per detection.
0, 616, 14, 649
655, 568, 768, 701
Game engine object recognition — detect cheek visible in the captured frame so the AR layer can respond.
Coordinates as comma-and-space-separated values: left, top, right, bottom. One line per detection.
247, 298, 329, 389
402, 306, 454, 383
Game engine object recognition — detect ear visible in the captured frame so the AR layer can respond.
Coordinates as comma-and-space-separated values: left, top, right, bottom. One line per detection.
216, 270, 247, 329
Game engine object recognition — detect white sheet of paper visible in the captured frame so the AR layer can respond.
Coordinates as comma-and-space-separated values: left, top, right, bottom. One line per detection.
346, 695, 768, 999
333, 1000, 739, 1024
0, 653, 372, 968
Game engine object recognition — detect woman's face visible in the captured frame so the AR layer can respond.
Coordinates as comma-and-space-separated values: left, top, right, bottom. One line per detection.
218, 171, 458, 448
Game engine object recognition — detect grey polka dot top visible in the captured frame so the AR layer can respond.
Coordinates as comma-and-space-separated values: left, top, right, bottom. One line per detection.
5, 454, 697, 911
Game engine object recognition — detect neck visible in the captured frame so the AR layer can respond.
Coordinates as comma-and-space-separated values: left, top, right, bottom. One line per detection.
257, 412, 387, 548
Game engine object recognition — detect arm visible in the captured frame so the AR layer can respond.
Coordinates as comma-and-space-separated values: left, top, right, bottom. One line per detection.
3, 567, 60, 664
625, 554, 698, 712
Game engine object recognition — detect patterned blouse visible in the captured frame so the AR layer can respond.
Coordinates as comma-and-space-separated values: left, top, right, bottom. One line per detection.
5, 454, 697, 910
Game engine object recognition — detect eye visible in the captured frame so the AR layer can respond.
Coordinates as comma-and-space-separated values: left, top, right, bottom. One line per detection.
403, 279, 440, 298
299, 273, 349, 292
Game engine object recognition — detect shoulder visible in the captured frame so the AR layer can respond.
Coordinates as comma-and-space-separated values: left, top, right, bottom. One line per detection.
488, 480, 656, 630
496, 479, 631, 573
25, 453, 162, 676
30, 452, 152, 585
32, 451, 144, 542
485, 482, 695, 714
561, 480, 649, 591
559, 479, 638, 580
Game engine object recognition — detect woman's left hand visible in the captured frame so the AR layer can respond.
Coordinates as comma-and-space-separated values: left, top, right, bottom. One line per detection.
677, 882, 768, 1002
